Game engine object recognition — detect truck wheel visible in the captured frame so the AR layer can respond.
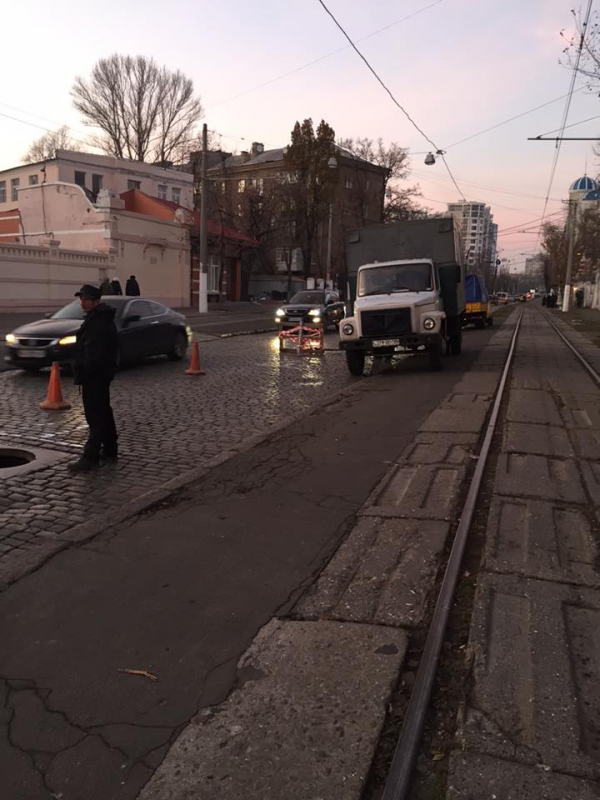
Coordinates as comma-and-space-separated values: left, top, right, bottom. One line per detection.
428, 342, 443, 371
346, 350, 365, 376
449, 331, 462, 356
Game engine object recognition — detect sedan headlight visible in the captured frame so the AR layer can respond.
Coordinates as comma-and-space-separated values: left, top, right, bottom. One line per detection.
308, 309, 321, 316
276, 308, 285, 316
423, 318, 436, 331
58, 335, 77, 346
5, 333, 16, 344
342, 323, 354, 335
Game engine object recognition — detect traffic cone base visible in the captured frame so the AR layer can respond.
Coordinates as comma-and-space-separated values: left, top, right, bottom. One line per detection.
185, 342, 206, 375
40, 362, 71, 410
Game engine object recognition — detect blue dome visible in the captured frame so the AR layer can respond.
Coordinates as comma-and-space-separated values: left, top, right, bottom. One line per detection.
583, 188, 600, 201
570, 175, 598, 191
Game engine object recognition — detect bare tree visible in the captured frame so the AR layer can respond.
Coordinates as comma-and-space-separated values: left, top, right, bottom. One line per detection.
23, 125, 83, 163
71, 54, 203, 163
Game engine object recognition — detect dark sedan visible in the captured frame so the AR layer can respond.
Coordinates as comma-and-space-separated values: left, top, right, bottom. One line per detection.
274, 290, 345, 330
4, 297, 192, 372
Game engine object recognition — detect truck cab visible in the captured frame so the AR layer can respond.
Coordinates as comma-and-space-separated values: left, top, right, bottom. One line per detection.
340, 219, 465, 376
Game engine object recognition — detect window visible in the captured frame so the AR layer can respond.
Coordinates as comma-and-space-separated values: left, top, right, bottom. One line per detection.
171, 187, 181, 204
148, 301, 166, 316
220, 182, 226, 195
238, 179, 246, 193
127, 300, 153, 318
92, 174, 103, 196
28, 174, 39, 186
157, 184, 168, 200
0, 181, 6, 203
208, 255, 220, 293
256, 177, 264, 194
345, 179, 353, 189
127, 179, 141, 191
11, 178, 20, 201
74, 171, 86, 187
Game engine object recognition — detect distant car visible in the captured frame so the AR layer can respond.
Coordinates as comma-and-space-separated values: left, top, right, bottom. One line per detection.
4, 297, 192, 372
275, 290, 345, 330
495, 292, 509, 305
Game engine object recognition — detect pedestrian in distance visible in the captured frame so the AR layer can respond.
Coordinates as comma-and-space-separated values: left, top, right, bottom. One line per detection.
67, 284, 119, 473
575, 288, 584, 308
110, 277, 123, 295
99, 277, 114, 296
126, 275, 141, 296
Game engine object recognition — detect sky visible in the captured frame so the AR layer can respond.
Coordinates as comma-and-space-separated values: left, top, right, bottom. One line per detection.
2, 0, 599, 272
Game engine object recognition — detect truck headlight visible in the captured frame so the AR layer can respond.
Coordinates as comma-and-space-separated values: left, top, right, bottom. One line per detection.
342, 323, 354, 335
276, 308, 285, 316
308, 309, 321, 316
423, 318, 436, 331
5, 333, 16, 344
58, 335, 77, 346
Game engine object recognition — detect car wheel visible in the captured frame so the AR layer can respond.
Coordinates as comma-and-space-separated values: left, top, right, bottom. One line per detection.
21, 365, 41, 373
168, 331, 188, 361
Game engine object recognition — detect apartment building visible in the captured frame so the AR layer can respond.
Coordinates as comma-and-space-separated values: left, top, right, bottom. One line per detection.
0, 150, 193, 210
447, 200, 497, 271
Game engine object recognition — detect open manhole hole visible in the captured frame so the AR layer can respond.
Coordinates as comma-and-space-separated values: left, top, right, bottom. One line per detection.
0, 448, 36, 469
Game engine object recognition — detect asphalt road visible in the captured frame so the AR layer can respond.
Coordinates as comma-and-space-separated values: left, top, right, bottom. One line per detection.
0, 323, 502, 799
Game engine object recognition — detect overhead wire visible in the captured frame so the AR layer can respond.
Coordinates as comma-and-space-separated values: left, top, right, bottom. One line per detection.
535, 0, 594, 245
315, 0, 467, 202
204, 0, 445, 111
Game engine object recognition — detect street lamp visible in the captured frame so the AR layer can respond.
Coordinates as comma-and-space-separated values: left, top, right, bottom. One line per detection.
424, 149, 445, 166
326, 156, 338, 286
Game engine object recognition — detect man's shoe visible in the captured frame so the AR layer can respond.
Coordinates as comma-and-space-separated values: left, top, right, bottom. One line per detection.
67, 458, 98, 473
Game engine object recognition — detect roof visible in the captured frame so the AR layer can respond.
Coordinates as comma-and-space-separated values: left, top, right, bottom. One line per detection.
570, 175, 598, 192
120, 190, 258, 247
209, 144, 387, 174
582, 188, 600, 201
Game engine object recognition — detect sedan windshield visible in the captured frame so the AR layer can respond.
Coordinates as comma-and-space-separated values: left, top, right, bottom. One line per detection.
289, 291, 325, 305
51, 300, 86, 320
358, 263, 433, 297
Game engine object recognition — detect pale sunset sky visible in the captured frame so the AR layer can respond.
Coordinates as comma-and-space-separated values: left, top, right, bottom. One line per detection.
2, 0, 599, 270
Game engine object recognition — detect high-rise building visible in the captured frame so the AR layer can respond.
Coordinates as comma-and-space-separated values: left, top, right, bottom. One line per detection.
447, 200, 497, 273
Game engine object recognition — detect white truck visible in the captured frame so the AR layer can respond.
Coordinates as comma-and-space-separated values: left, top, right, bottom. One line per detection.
339, 218, 466, 376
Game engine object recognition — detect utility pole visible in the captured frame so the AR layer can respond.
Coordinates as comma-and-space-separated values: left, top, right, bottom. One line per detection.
326, 202, 333, 287
562, 199, 576, 313
199, 123, 208, 314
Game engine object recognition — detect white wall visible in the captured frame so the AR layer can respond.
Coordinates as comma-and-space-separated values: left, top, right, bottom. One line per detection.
0, 242, 113, 311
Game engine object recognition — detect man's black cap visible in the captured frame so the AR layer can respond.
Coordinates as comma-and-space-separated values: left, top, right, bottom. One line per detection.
74, 284, 102, 300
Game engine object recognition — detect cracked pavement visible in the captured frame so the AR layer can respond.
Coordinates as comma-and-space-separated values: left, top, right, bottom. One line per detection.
0, 325, 497, 799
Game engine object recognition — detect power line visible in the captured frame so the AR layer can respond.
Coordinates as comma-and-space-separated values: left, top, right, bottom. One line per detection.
205, 0, 444, 111
534, 111, 600, 138
0, 110, 101, 154
315, 0, 467, 203
441, 86, 588, 152
536, 0, 594, 246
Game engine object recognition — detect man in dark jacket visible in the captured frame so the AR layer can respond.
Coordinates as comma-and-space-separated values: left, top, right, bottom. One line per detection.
125, 275, 141, 296
68, 284, 119, 473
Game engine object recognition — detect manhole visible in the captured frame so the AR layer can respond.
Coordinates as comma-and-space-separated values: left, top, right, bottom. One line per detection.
0, 445, 69, 479
0, 448, 35, 469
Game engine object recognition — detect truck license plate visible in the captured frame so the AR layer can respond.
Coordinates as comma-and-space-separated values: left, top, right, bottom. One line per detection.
18, 349, 46, 358
372, 338, 400, 348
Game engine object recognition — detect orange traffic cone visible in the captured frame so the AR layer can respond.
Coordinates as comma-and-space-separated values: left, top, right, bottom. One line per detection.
185, 342, 206, 375
40, 362, 71, 410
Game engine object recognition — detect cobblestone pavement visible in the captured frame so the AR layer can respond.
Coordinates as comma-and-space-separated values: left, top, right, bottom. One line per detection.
0, 332, 351, 565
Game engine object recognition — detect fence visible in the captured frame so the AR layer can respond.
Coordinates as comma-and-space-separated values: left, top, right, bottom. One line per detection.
0, 242, 115, 312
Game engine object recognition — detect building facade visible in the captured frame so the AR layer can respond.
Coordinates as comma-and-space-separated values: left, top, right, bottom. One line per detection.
447, 200, 497, 274
0, 150, 193, 212
186, 142, 388, 290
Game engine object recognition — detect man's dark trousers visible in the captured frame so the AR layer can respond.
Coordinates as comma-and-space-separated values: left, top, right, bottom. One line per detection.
81, 377, 118, 462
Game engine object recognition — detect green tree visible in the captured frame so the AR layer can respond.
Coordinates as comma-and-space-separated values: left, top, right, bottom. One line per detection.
283, 119, 338, 277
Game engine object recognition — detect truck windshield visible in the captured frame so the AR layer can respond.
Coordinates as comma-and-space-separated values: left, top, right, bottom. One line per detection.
358, 263, 433, 297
